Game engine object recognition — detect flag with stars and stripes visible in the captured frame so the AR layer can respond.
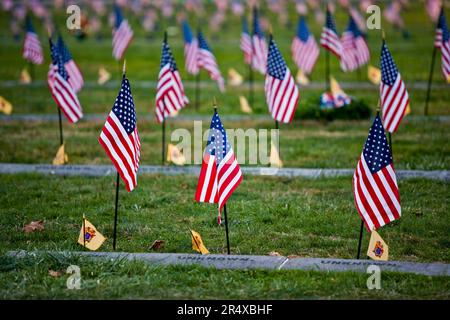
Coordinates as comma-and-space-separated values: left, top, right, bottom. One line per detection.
112, 5, 133, 61
99, 76, 141, 192
434, 8, 445, 48
155, 38, 188, 123
182, 21, 199, 75
57, 36, 84, 93
380, 41, 409, 133
241, 17, 252, 65
353, 114, 401, 231
437, 9, 450, 82
48, 39, 83, 123
265, 37, 299, 123
320, 8, 342, 59
252, 7, 268, 74
195, 111, 242, 224
197, 31, 225, 92
23, 16, 43, 65
291, 16, 319, 75
341, 15, 370, 72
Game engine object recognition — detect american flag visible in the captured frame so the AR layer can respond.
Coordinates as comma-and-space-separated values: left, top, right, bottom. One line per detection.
341, 15, 370, 72
291, 16, 319, 75
240, 17, 252, 65
320, 8, 342, 59
112, 5, 133, 61
155, 38, 189, 123
57, 36, 84, 93
48, 39, 83, 123
252, 7, 268, 74
265, 37, 299, 123
195, 111, 242, 224
197, 31, 225, 92
380, 42, 409, 133
182, 21, 199, 75
99, 76, 141, 192
353, 115, 401, 231
23, 16, 43, 65
437, 9, 450, 82
435, 8, 444, 48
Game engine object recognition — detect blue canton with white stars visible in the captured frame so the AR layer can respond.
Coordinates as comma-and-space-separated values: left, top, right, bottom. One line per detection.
114, 5, 124, 29
252, 8, 264, 38
197, 32, 211, 52
26, 16, 35, 33
160, 41, 177, 71
50, 39, 68, 80
182, 21, 194, 43
205, 112, 230, 164
112, 78, 136, 134
326, 9, 338, 33
346, 16, 362, 38
267, 38, 287, 80
49, 39, 58, 65
439, 10, 449, 41
297, 17, 310, 42
380, 43, 398, 86
363, 115, 393, 174
57, 36, 72, 63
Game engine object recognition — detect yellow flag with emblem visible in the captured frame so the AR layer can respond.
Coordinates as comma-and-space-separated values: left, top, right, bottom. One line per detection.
0, 96, 13, 115
19, 68, 31, 84
167, 143, 186, 166
78, 217, 106, 251
270, 141, 283, 168
53, 144, 68, 165
190, 229, 209, 255
239, 95, 252, 114
296, 69, 310, 86
368, 65, 381, 85
228, 68, 243, 86
367, 229, 389, 261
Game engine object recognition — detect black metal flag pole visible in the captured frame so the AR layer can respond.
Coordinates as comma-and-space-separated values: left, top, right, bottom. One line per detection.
249, 13, 255, 106
356, 220, 364, 259
57, 108, 64, 146
162, 118, 166, 165
83, 214, 86, 249
424, 45, 438, 116
325, 4, 330, 92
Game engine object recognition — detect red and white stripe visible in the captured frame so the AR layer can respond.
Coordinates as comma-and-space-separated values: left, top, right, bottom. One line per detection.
65, 60, 84, 93
112, 20, 133, 60
441, 39, 450, 82
291, 36, 319, 75
435, 29, 443, 48
353, 157, 401, 231
320, 27, 342, 59
265, 69, 299, 123
241, 32, 252, 65
184, 38, 199, 75
340, 31, 359, 72
354, 36, 370, 66
155, 64, 188, 123
380, 73, 409, 133
99, 112, 141, 192
23, 32, 43, 65
198, 48, 225, 92
252, 35, 268, 74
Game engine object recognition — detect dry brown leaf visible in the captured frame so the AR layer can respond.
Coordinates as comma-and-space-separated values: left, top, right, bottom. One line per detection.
23, 220, 44, 233
268, 251, 281, 256
150, 240, 165, 251
48, 269, 62, 278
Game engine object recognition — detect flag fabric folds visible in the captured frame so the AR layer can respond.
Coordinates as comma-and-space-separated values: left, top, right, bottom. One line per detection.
436, 9, 450, 82
112, 5, 133, 61
57, 36, 84, 93
380, 41, 409, 133
195, 111, 242, 224
341, 15, 370, 72
435, 7, 445, 48
265, 37, 299, 123
291, 17, 319, 75
99, 76, 141, 192
197, 31, 225, 92
78, 217, 106, 251
190, 229, 209, 255
320, 8, 342, 59
182, 21, 199, 75
352, 115, 401, 231
241, 18, 252, 65
155, 38, 188, 123
23, 16, 43, 65
48, 39, 83, 123
252, 8, 268, 74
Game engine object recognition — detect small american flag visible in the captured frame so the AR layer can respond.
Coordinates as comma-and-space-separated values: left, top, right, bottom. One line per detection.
320, 8, 342, 59
353, 114, 401, 231
112, 5, 133, 61
195, 111, 242, 224
240, 18, 252, 65
99, 76, 141, 192
265, 37, 299, 123
380, 41, 409, 133
23, 16, 43, 65
48, 39, 83, 123
437, 9, 450, 82
252, 7, 268, 75
57, 36, 84, 93
434, 7, 445, 48
155, 38, 188, 123
291, 16, 319, 75
341, 15, 370, 72
197, 31, 225, 92
182, 21, 199, 75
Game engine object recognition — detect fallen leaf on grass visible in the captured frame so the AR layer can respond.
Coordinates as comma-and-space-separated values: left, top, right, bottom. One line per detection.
23, 220, 44, 233
48, 269, 62, 278
268, 251, 281, 256
150, 240, 165, 251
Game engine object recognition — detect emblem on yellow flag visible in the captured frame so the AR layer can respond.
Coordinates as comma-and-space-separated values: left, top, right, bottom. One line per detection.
0, 96, 13, 115
368, 65, 381, 85
167, 143, 186, 166
239, 95, 252, 114
228, 68, 243, 87
367, 229, 389, 261
190, 229, 209, 255
98, 66, 111, 85
78, 216, 106, 251
296, 69, 310, 86
52, 144, 68, 165
269, 141, 283, 168
19, 68, 31, 84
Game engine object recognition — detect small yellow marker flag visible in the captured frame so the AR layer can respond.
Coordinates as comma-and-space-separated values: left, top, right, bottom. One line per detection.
296, 69, 310, 86
367, 229, 389, 261
0, 96, 13, 115
269, 141, 283, 168
368, 65, 381, 85
228, 68, 243, 86
78, 217, 106, 251
330, 76, 346, 96
19, 68, 31, 84
98, 66, 111, 85
404, 103, 411, 116
190, 229, 209, 255
52, 144, 69, 165
239, 95, 253, 114
167, 143, 186, 166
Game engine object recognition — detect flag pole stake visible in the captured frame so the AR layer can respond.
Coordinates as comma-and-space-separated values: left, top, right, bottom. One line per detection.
83, 214, 86, 249
29, 61, 34, 82
57, 108, 64, 146
189, 229, 201, 254
424, 46, 437, 116
388, 132, 393, 154
223, 204, 231, 255
112, 172, 120, 250
356, 219, 364, 259
162, 118, 166, 165
195, 72, 200, 110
